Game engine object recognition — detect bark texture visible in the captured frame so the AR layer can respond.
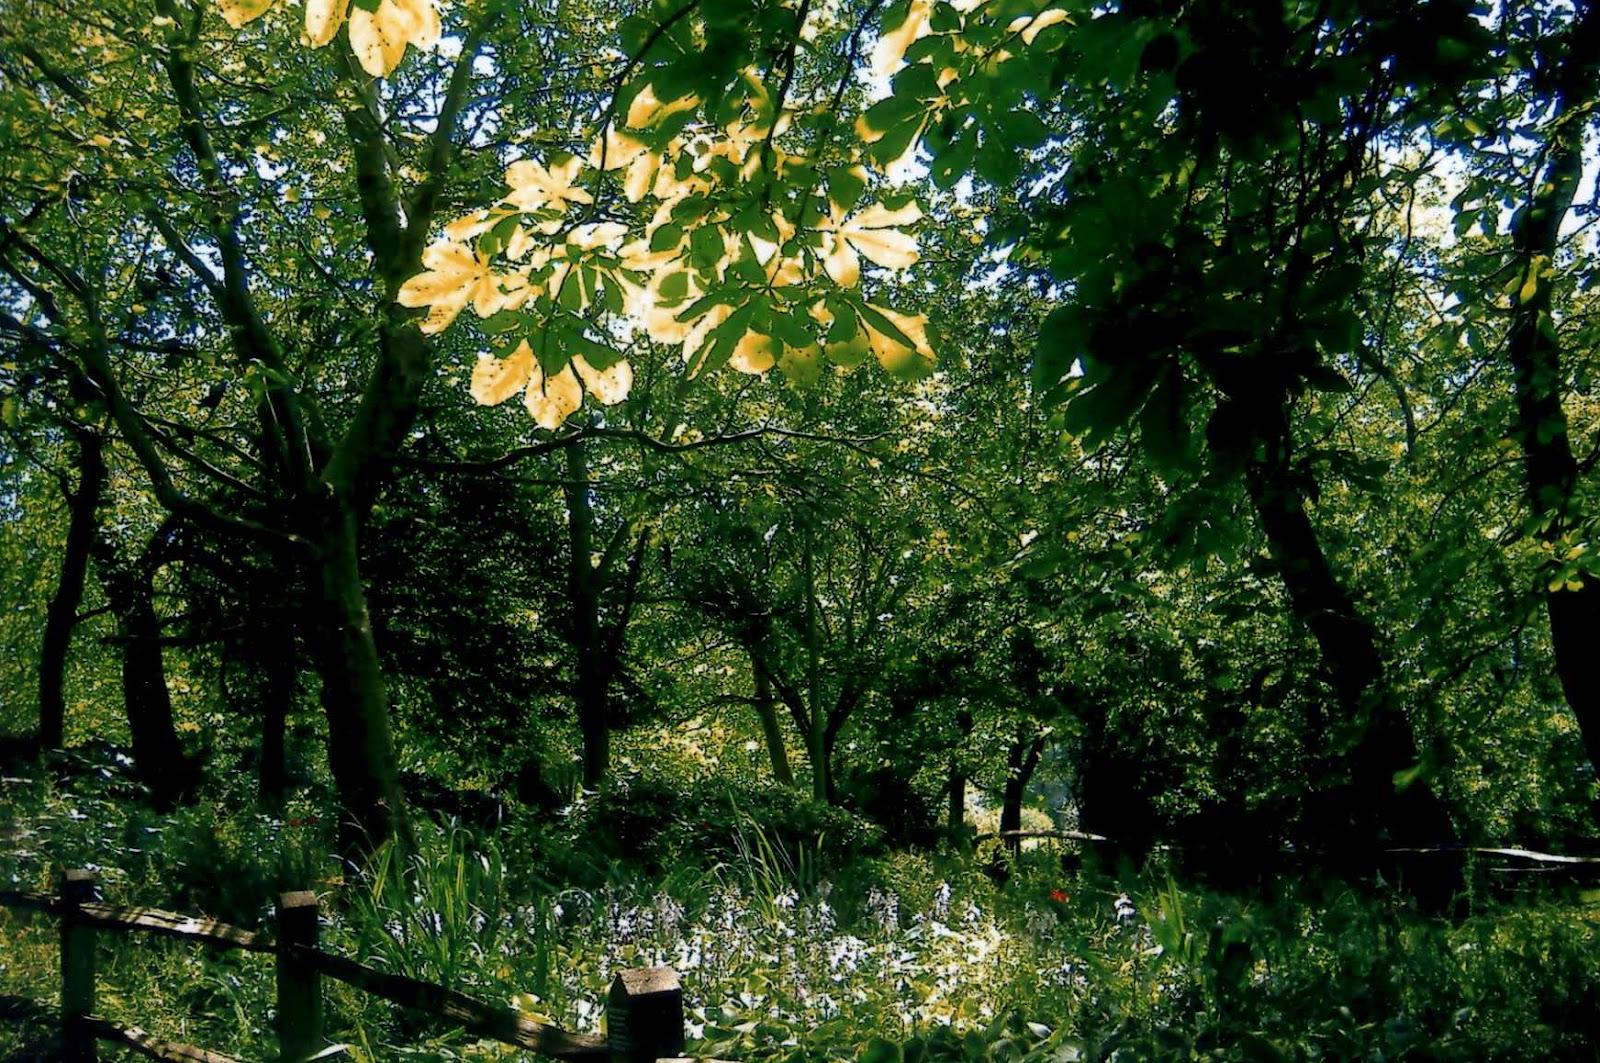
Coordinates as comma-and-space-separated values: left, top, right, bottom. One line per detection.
38, 426, 105, 751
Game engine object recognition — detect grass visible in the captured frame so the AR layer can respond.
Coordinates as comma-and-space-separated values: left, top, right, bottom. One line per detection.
3, 764, 1600, 1062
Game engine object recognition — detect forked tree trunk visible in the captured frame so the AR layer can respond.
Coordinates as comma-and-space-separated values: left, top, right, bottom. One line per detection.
1000, 731, 1047, 856
39, 426, 105, 751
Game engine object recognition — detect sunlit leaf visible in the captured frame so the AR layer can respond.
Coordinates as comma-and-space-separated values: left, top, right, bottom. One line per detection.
525, 362, 583, 429
730, 329, 777, 374
348, 0, 439, 77
872, 0, 935, 77
572, 354, 633, 404
470, 342, 535, 406
505, 157, 594, 212
304, 0, 347, 45
778, 341, 823, 387
860, 303, 936, 380
217, 0, 277, 29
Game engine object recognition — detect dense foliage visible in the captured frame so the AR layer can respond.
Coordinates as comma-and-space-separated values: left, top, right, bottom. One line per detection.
5, 0, 1600, 1058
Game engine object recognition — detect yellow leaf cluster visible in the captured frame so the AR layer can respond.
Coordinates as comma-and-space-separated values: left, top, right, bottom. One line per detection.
215, 0, 440, 77
469, 341, 634, 430
393, 69, 938, 426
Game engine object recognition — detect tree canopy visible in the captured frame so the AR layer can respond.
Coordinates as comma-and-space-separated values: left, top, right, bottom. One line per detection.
4, 0, 1600, 875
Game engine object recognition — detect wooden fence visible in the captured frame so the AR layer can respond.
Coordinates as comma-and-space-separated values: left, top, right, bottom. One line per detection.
0, 870, 692, 1063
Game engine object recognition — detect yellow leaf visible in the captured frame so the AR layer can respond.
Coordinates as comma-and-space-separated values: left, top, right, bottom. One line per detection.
730, 329, 777, 374
871, 0, 934, 77
217, 0, 276, 29
863, 304, 936, 380
470, 342, 535, 406
847, 227, 919, 270
589, 128, 648, 172
504, 157, 593, 212
397, 241, 496, 333
525, 363, 582, 429
443, 209, 495, 243
624, 151, 660, 203
1008, 9, 1070, 45
824, 238, 861, 287
823, 201, 922, 280
853, 202, 923, 229
626, 85, 699, 130
573, 356, 633, 405
348, 0, 439, 77
304, 0, 348, 45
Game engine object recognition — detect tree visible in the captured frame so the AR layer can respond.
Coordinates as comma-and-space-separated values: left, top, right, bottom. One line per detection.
0, 0, 508, 853
1452, 1, 1600, 776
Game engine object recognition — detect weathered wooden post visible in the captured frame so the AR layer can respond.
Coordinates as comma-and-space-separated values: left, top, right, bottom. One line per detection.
59, 868, 97, 1063
606, 967, 684, 1063
275, 891, 323, 1063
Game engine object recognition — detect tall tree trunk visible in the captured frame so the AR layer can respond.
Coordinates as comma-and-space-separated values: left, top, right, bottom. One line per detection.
999, 731, 1047, 856
946, 706, 974, 847
256, 608, 297, 808
564, 443, 610, 789
39, 426, 105, 751
308, 500, 410, 859
751, 655, 794, 786
947, 764, 967, 842
1503, 1, 1600, 775
801, 527, 830, 802
94, 526, 194, 809
1243, 400, 1453, 851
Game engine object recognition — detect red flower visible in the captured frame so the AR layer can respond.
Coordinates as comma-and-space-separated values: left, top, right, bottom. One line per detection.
1049, 888, 1069, 903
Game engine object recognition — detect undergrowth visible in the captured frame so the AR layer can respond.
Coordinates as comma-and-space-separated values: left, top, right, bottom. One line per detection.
3, 765, 1599, 1062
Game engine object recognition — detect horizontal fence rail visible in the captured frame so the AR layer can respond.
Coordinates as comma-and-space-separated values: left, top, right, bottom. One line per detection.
293, 943, 613, 1059
1, 869, 697, 1063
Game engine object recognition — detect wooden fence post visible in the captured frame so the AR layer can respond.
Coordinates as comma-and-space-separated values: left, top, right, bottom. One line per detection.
607, 966, 684, 1063
275, 891, 323, 1063
59, 868, 97, 1063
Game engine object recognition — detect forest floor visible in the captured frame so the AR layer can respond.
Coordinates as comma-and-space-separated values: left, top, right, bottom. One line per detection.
3, 754, 1600, 1062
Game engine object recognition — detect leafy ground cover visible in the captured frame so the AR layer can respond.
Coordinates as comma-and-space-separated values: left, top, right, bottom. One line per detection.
4, 760, 1599, 1063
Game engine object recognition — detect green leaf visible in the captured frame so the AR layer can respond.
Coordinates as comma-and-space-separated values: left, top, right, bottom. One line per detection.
650, 222, 684, 253
857, 94, 922, 138
478, 213, 522, 257
860, 1038, 902, 1063
868, 113, 926, 170
657, 271, 690, 304
1303, 363, 1353, 393
479, 309, 523, 335
1032, 305, 1085, 398
1139, 369, 1190, 471
690, 225, 724, 271
826, 165, 869, 214
1064, 367, 1157, 447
